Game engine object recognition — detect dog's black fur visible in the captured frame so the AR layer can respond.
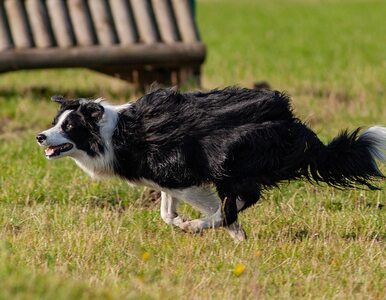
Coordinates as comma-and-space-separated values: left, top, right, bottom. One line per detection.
44, 87, 385, 227
117, 88, 384, 224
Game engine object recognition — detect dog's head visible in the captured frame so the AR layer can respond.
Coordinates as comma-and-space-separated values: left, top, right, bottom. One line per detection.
36, 96, 106, 160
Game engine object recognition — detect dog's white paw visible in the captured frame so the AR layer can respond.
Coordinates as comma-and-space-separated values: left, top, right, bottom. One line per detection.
163, 215, 188, 227
226, 223, 247, 242
179, 220, 205, 234
171, 216, 187, 227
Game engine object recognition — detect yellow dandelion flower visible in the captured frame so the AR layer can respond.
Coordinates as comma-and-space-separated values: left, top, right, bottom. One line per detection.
234, 263, 246, 276
142, 251, 150, 261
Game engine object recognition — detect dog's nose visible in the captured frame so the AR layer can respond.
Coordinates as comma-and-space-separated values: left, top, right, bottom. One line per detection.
36, 133, 47, 144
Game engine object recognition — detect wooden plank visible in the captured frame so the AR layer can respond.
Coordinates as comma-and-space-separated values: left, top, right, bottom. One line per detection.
67, 0, 96, 46
0, 2, 13, 50
130, 0, 158, 44
177, 65, 199, 86
151, 0, 179, 43
25, 0, 53, 48
88, 0, 117, 46
46, 0, 75, 47
109, 0, 137, 44
171, 0, 199, 42
4, 0, 33, 48
0, 42, 206, 72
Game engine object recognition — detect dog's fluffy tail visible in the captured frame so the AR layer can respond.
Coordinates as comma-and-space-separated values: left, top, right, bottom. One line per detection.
309, 126, 386, 189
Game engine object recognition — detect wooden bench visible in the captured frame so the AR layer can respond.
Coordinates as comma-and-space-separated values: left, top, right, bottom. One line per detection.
0, 0, 206, 90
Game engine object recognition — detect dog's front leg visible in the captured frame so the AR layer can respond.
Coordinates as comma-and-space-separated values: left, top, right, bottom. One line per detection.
160, 191, 185, 226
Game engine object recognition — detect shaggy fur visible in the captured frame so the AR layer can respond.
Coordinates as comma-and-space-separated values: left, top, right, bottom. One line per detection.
37, 87, 386, 240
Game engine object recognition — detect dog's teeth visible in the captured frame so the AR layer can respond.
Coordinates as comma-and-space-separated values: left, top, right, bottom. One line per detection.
45, 148, 54, 156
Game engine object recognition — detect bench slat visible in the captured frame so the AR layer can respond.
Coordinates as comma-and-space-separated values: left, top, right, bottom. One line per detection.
88, 0, 118, 46
130, 0, 159, 44
68, 0, 96, 46
46, 0, 75, 47
25, 0, 54, 48
172, 0, 199, 43
4, 0, 34, 48
109, 0, 138, 45
0, 43, 205, 71
0, 2, 13, 50
152, 0, 179, 43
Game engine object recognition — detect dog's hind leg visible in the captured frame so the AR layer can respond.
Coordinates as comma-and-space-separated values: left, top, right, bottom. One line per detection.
179, 206, 223, 233
171, 186, 246, 241
226, 221, 247, 242
179, 200, 246, 241
217, 184, 247, 241
168, 186, 222, 233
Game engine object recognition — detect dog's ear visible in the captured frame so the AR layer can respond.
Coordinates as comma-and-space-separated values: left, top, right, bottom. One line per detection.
79, 102, 104, 123
51, 95, 67, 105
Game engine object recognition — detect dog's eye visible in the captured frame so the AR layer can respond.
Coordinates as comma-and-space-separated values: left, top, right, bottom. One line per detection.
62, 122, 73, 131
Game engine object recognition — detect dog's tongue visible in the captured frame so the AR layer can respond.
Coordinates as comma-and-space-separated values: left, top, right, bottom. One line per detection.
45, 146, 56, 156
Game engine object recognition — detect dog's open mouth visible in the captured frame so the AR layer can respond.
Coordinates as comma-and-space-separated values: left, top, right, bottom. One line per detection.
45, 143, 73, 158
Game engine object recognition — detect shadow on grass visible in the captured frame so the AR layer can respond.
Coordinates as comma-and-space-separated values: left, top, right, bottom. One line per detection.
342, 232, 386, 242
87, 188, 160, 213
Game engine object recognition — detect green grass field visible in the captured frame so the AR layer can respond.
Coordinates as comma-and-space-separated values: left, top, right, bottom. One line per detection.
0, 0, 385, 299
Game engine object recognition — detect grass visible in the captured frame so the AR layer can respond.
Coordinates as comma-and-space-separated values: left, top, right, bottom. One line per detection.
0, 0, 385, 298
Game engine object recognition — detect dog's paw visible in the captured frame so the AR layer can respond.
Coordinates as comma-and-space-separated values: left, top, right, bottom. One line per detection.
179, 220, 205, 234
171, 216, 187, 227
162, 215, 188, 227
226, 223, 247, 242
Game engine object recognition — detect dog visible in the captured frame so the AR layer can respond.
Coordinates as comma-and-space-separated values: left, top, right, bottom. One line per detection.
36, 87, 386, 241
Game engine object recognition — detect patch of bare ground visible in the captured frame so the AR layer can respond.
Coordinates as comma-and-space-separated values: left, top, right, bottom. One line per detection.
0, 117, 31, 137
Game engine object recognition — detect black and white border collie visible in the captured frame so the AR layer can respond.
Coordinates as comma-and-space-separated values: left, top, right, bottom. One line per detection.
36, 87, 386, 241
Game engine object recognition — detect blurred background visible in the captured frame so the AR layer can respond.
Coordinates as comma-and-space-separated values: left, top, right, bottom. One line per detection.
0, 0, 385, 299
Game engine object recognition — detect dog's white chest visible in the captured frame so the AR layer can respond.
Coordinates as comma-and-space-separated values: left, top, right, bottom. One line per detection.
73, 154, 114, 179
